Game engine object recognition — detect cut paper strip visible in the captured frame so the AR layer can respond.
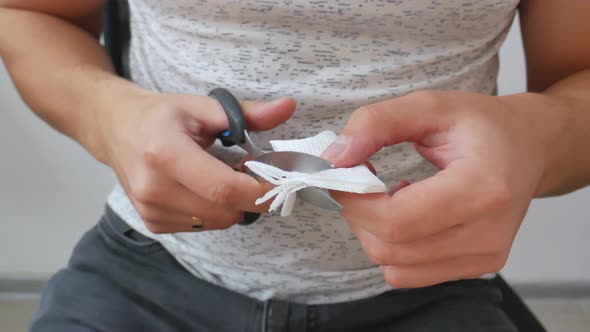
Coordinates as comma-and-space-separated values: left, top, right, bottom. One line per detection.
245, 131, 386, 216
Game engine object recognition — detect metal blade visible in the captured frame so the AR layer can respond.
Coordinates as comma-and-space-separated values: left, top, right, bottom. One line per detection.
297, 187, 342, 211
252, 151, 342, 211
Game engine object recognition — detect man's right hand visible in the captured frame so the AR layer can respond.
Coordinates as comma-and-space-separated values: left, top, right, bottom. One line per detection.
98, 91, 295, 233
0, 2, 296, 233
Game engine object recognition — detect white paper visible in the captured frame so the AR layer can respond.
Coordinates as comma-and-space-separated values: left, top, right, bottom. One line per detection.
245, 131, 386, 216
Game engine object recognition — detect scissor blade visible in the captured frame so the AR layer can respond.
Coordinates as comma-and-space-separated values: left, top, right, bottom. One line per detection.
240, 130, 268, 159
252, 151, 342, 211
297, 187, 342, 211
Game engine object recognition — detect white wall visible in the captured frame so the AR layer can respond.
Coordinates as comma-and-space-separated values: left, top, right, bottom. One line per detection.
0, 69, 114, 278
1, 17, 589, 283
497, 17, 590, 284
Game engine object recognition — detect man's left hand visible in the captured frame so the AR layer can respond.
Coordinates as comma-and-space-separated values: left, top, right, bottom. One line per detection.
321, 90, 567, 288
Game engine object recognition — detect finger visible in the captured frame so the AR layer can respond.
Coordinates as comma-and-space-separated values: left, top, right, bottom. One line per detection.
241, 98, 297, 131
130, 172, 260, 221
138, 189, 247, 229
134, 202, 245, 233
237, 154, 252, 172
351, 219, 511, 266
156, 181, 274, 224
387, 180, 411, 196
142, 214, 207, 233
177, 95, 296, 135
124, 167, 257, 221
364, 161, 377, 175
335, 162, 508, 243
132, 203, 199, 233
146, 134, 272, 212
381, 253, 507, 289
334, 174, 465, 244
321, 91, 454, 167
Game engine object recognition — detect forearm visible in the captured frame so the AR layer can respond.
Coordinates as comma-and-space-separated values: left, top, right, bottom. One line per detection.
508, 70, 590, 197
515, 1, 590, 196
0, 7, 145, 163
538, 70, 590, 196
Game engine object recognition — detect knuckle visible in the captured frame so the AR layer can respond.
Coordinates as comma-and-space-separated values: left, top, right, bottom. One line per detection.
483, 180, 512, 211
144, 221, 167, 234
370, 245, 414, 265
388, 247, 414, 265
129, 174, 160, 204
383, 268, 412, 288
409, 90, 445, 111
487, 253, 509, 273
142, 139, 172, 170
498, 235, 514, 253
364, 243, 391, 266
485, 232, 513, 254
133, 203, 150, 218
207, 183, 235, 206
381, 223, 408, 243
351, 104, 382, 128
136, 205, 160, 224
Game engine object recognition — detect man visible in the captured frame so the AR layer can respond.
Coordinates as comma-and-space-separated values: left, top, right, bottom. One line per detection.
1, 0, 589, 331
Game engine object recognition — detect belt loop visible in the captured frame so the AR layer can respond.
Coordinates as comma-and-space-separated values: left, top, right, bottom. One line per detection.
262, 300, 290, 332
307, 305, 318, 332
261, 300, 269, 332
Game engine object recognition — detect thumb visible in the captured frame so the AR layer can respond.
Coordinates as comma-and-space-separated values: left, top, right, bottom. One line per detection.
321, 92, 451, 167
180, 95, 296, 133
241, 98, 296, 131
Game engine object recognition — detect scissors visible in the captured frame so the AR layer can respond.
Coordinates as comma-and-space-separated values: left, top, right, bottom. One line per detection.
209, 88, 343, 225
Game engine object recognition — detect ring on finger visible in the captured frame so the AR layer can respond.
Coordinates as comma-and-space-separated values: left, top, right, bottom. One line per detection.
191, 216, 204, 230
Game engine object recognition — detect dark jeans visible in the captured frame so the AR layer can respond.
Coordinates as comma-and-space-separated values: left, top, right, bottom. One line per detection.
30, 206, 517, 332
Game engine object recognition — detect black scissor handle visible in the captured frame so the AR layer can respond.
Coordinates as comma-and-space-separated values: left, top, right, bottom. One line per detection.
208, 88, 261, 226
239, 212, 261, 226
209, 88, 247, 147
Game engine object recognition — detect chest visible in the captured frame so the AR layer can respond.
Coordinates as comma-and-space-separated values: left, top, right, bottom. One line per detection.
135, 0, 519, 39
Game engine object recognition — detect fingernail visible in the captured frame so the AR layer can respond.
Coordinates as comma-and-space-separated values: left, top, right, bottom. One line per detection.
269, 98, 287, 105
264, 98, 287, 108
321, 135, 349, 161
255, 98, 287, 113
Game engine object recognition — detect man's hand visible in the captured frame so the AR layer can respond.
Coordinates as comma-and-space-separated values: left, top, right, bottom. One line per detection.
101, 91, 295, 233
0, 3, 297, 234
321, 90, 570, 288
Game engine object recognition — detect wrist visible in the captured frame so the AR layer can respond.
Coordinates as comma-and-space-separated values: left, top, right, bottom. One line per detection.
533, 94, 579, 197
507, 92, 590, 197
539, 94, 590, 196
498, 92, 576, 197
78, 76, 153, 165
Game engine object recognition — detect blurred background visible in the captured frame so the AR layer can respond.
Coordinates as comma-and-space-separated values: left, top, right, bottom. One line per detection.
1, 15, 589, 331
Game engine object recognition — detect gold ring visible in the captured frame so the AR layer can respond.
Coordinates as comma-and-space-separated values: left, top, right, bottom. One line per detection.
191, 216, 204, 230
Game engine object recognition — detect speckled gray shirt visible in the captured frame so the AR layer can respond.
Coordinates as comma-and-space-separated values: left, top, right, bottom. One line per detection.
107, 0, 519, 304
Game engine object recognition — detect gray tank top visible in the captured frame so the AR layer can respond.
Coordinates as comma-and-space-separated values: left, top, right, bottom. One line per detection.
107, 0, 518, 304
